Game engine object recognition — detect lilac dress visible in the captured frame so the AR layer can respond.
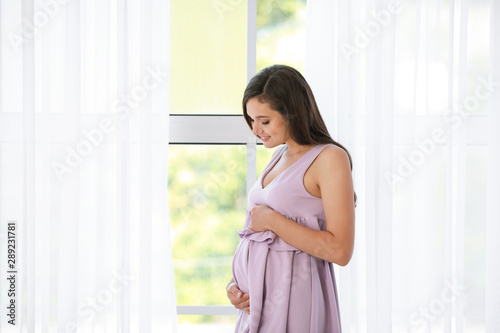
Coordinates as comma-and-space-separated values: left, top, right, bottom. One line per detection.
232, 144, 342, 333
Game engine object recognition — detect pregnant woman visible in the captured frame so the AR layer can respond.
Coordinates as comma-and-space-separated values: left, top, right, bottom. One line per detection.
226, 65, 356, 333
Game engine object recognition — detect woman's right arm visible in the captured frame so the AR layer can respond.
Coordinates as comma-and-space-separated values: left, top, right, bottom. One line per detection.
226, 278, 250, 314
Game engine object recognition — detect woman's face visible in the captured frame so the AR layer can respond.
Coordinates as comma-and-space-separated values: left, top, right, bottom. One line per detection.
246, 97, 290, 148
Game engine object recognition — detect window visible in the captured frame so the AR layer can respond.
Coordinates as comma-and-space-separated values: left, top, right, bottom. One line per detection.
168, 0, 307, 331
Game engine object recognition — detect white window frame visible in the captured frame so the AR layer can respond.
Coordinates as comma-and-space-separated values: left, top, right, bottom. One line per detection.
170, 118, 256, 317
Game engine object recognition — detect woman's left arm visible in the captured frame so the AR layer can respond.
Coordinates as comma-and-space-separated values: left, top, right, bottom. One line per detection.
250, 146, 355, 266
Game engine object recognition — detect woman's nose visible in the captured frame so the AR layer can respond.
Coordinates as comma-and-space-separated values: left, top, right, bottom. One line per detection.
252, 123, 261, 136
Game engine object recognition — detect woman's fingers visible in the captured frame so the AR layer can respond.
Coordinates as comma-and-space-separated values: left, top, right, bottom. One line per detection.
226, 282, 250, 314
227, 282, 242, 299
230, 292, 249, 307
238, 295, 249, 308
229, 292, 250, 311
234, 294, 250, 314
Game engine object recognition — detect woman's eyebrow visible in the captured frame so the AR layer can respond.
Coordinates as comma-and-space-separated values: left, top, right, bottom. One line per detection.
248, 115, 270, 121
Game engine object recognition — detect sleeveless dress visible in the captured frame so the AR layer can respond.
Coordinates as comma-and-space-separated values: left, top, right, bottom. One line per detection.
232, 143, 342, 333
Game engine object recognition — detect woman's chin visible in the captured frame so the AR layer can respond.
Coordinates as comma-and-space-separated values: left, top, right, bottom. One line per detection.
262, 141, 276, 149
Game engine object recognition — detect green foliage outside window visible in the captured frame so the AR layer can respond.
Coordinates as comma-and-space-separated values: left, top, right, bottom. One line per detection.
169, 145, 272, 324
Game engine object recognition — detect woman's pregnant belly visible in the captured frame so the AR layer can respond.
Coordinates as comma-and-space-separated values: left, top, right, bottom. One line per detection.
232, 237, 251, 294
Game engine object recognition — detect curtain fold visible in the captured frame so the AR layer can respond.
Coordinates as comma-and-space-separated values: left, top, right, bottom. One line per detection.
306, 0, 498, 332
0, 0, 176, 331
485, 1, 500, 331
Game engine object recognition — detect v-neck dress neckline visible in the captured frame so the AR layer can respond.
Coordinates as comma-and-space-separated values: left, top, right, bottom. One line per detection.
260, 144, 315, 190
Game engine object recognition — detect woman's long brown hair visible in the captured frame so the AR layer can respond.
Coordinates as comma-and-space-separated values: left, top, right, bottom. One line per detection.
243, 64, 357, 206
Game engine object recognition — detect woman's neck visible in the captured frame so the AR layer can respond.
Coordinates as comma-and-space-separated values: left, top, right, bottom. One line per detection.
284, 140, 315, 156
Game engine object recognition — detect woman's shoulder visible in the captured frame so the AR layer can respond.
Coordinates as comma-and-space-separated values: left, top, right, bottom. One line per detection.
318, 143, 347, 155
305, 144, 352, 192
314, 144, 350, 171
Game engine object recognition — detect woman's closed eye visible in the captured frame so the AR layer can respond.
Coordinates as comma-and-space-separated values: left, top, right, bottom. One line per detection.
262, 121, 270, 125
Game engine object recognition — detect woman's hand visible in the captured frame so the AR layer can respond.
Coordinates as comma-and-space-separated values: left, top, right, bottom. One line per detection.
227, 280, 250, 314
248, 204, 277, 232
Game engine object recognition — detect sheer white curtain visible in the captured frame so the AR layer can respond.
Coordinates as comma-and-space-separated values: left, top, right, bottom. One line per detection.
0, 0, 177, 332
306, 0, 499, 332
